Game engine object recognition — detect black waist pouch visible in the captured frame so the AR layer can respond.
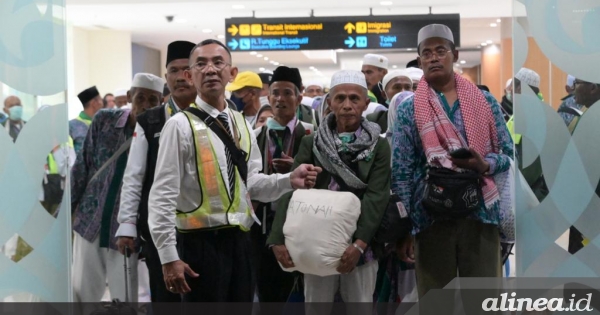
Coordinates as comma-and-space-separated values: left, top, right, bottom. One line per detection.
422, 167, 483, 219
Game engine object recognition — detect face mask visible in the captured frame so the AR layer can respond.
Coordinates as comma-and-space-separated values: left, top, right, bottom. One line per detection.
506, 92, 512, 103
230, 95, 245, 111
266, 117, 286, 131
260, 96, 269, 104
385, 99, 390, 105
8, 105, 23, 121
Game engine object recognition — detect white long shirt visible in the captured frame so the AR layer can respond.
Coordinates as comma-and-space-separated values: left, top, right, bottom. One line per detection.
148, 97, 293, 264
116, 102, 181, 239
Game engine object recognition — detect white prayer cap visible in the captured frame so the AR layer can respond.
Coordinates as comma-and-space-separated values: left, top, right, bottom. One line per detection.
114, 89, 128, 97
406, 68, 424, 82
304, 80, 324, 89
362, 53, 388, 69
382, 70, 412, 90
505, 78, 513, 89
417, 24, 454, 47
131, 73, 165, 94
567, 74, 576, 87
515, 68, 540, 88
330, 70, 368, 89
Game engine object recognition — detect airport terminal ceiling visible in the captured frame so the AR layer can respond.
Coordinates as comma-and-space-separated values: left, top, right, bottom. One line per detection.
66, 0, 513, 81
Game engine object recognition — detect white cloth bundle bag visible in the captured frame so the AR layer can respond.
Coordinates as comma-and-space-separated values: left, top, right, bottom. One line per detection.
281, 189, 361, 277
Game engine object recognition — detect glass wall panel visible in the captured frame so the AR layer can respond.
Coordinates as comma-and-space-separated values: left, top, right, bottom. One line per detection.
514, 0, 600, 277
0, 0, 71, 302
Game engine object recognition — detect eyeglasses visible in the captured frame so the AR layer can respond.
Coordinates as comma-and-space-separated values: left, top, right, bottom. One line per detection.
190, 60, 231, 72
573, 80, 591, 87
420, 48, 451, 61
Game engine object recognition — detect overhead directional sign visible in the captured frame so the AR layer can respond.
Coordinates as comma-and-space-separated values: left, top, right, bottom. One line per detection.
225, 14, 459, 51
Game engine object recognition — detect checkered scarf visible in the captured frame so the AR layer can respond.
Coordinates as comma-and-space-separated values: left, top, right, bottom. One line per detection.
414, 73, 500, 208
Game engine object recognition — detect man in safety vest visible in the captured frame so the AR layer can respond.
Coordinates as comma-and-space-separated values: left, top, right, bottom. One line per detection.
70, 86, 103, 155
42, 134, 75, 216
148, 39, 322, 302
116, 40, 197, 302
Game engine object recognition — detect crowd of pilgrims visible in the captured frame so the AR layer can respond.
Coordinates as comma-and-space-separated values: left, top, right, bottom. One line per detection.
2, 21, 596, 314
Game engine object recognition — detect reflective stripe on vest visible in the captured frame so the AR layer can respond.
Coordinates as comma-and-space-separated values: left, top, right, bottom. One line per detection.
176, 110, 254, 232
76, 116, 92, 126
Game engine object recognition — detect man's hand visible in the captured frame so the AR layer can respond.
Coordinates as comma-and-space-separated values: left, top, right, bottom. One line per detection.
396, 235, 415, 264
116, 237, 135, 256
272, 153, 294, 174
272, 245, 295, 268
162, 260, 199, 294
449, 148, 490, 174
337, 240, 365, 274
290, 164, 322, 189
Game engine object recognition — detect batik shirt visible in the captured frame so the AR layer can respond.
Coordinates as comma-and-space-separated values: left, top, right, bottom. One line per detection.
71, 109, 133, 250
557, 95, 584, 127
390, 91, 514, 234
69, 111, 93, 155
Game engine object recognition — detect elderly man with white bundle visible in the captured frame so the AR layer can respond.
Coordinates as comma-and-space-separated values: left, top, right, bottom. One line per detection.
268, 70, 390, 315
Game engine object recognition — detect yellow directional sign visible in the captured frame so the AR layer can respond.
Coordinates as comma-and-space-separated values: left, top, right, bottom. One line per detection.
356, 22, 367, 34
227, 24, 238, 36
344, 23, 355, 34
251, 24, 262, 36
239, 24, 250, 36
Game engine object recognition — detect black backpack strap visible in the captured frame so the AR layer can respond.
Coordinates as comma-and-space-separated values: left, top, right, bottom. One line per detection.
184, 107, 248, 184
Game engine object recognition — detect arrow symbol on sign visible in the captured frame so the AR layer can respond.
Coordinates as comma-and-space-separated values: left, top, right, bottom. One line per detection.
228, 25, 239, 36
228, 39, 239, 50
344, 23, 355, 34
344, 37, 355, 48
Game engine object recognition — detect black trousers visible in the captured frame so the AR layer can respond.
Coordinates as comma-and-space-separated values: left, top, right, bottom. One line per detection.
250, 223, 296, 302
140, 231, 181, 302
179, 227, 255, 302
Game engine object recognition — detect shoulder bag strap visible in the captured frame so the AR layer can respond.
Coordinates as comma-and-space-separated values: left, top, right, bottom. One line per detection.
185, 107, 248, 184
88, 138, 132, 184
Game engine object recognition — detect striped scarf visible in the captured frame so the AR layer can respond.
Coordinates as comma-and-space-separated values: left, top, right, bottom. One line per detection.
414, 73, 500, 208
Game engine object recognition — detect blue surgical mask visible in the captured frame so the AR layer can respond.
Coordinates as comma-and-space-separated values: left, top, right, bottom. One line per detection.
266, 117, 286, 131
506, 92, 512, 103
8, 105, 23, 121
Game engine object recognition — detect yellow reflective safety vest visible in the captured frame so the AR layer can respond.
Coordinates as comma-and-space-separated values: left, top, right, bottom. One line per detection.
506, 116, 522, 145
47, 136, 74, 174
176, 108, 255, 232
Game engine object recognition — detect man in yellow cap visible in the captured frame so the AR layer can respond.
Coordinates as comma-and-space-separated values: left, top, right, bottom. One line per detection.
226, 71, 263, 128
